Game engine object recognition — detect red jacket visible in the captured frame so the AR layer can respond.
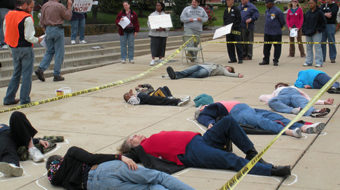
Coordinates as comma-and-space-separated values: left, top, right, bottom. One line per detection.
115, 9, 140, 35
286, 7, 304, 29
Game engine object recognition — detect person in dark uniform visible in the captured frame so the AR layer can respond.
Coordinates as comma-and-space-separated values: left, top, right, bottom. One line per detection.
223, 0, 243, 64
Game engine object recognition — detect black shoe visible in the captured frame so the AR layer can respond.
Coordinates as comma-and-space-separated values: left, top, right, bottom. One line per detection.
259, 62, 269, 65
228, 60, 237, 63
271, 165, 291, 177
245, 149, 271, 165
273, 61, 278, 66
311, 108, 330, 118
3, 99, 20, 105
35, 68, 45, 82
328, 87, 340, 94
53, 75, 65, 82
166, 66, 176, 80
238, 60, 243, 64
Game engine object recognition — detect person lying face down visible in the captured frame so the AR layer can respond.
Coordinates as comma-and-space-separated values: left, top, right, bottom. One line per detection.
123, 85, 190, 106
46, 146, 194, 190
166, 63, 244, 80
195, 101, 326, 138
259, 82, 334, 117
120, 116, 292, 178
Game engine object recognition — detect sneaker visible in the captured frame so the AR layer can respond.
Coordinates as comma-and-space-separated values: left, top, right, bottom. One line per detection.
129, 60, 134, 64
303, 63, 312, 66
315, 64, 322, 67
291, 107, 301, 115
150, 59, 156, 66
0, 162, 23, 177
71, 40, 76, 45
305, 122, 326, 134
311, 108, 330, 118
178, 96, 190, 106
328, 87, 340, 94
121, 59, 126, 64
79, 40, 87, 44
28, 147, 44, 162
292, 128, 302, 138
34, 68, 45, 82
166, 66, 176, 80
53, 75, 65, 82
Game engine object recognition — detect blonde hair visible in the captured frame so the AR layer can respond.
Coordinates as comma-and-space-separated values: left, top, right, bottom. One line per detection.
288, 0, 300, 9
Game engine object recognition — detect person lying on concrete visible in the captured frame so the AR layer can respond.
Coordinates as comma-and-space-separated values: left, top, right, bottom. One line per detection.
123, 87, 190, 106
46, 146, 194, 190
259, 82, 333, 117
119, 116, 291, 178
0, 111, 49, 177
294, 69, 340, 94
166, 63, 243, 80
135, 83, 173, 98
195, 101, 326, 138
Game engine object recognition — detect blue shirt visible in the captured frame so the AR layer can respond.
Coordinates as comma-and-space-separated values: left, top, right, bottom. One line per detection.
294, 69, 325, 88
239, 2, 259, 30
264, 6, 285, 35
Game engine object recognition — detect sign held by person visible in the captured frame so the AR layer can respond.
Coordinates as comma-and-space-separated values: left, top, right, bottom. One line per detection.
148, 14, 173, 30
213, 23, 233, 39
73, 0, 93, 12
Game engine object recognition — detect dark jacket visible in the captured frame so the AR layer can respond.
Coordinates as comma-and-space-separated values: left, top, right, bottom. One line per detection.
223, 5, 242, 32
238, 2, 259, 30
51, 146, 121, 190
264, 6, 285, 35
196, 102, 229, 127
124, 145, 186, 174
136, 84, 154, 95
302, 7, 326, 36
115, 9, 140, 35
320, 3, 339, 24
0, 0, 15, 9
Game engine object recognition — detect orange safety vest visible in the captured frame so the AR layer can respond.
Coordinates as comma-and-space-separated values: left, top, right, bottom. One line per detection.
4, 10, 33, 48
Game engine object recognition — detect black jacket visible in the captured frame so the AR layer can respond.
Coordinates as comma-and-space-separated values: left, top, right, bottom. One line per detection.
0, 0, 15, 9
223, 5, 241, 31
302, 7, 326, 36
320, 3, 339, 24
51, 146, 121, 190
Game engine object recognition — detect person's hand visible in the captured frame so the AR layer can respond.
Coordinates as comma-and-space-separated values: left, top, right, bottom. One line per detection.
39, 140, 49, 148
38, 36, 43, 43
304, 85, 312, 89
67, 0, 72, 9
134, 32, 137, 37
208, 123, 214, 129
325, 12, 332, 18
238, 73, 244, 78
289, 27, 292, 31
246, 18, 252, 24
324, 98, 334, 105
120, 17, 124, 21
189, 18, 194, 22
135, 87, 140, 91
121, 156, 138, 170
197, 17, 202, 22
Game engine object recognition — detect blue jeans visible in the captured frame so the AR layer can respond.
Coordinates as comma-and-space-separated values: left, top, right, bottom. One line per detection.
313, 73, 340, 89
4, 47, 34, 104
39, 26, 64, 76
120, 32, 134, 61
0, 8, 9, 45
71, 18, 85, 41
230, 104, 303, 134
305, 32, 323, 66
322, 24, 337, 61
87, 160, 194, 190
175, 65, 209, 79
179, 116, 272, 176
268, 88, 314, 116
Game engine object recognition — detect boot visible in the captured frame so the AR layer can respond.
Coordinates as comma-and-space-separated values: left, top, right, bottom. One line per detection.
245, 148, 270, 165
271, 165, 291, 177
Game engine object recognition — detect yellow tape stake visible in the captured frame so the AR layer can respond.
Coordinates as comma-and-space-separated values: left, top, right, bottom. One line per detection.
220, 71, 340, 190
0, 37, 195, 114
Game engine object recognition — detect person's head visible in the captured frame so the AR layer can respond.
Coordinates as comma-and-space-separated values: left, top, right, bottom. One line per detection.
241, 0, 249, 6
46, 155, 63, 182
16, 0, 34, 13
265, 0, 274, 9
123, 1, 130, 12
308, 0, 318, 10
275, 82, 289, 89
191, 0, 199, 8
288, 0, 299, 8
225, 66, 235, 73
118, 134, 147, 154
226, 0, 234, 7
123, 89, 134, 102
156, 1, 165, 12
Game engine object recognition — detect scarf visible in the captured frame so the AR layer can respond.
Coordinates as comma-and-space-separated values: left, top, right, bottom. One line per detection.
47, 159, 63, 182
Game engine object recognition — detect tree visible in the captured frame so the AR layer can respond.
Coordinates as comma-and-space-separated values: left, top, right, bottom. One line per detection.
171, 0, 190, 28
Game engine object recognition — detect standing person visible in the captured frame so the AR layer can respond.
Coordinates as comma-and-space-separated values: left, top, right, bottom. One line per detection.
223, 0, 243, 64
302, 0, 326, 67
148, 2, 169, 66
321, 0, 339, 63
239, 0, 259, 61
3, 0, 43, 105
115, 1, 140, 64
180, 0, 208, 62
259, 0, 285, 66
70, 11, 87, 45
0, 0, 15, 49
35, 0, 72, 82
286, 0, 305, 57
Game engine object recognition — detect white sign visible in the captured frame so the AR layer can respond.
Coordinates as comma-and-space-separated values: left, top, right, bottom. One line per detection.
118, 16, 131, 29
213, 23, 233, 39
290, 28, 298, 38
73, 0, 93, 12
148, 14, 173, 30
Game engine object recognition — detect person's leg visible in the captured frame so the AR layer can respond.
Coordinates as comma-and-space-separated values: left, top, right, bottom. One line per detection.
0, 8, 9, 46
241, 28, 248, 58
70, 19, 78, 41
87, 160, 194, 190
150, 36, 157, 58
3, 48, 22, 105
79, 17, 85, 41
127, 32, 135, 62
235, 34, 243, 62
248, 29, 254, 59
255, 109, 303, 130
0, 131, 21, 167
268, 96, 295, 114
226, 34, 237, 62
53, 27, 65, 76
9, 111, 37, 147
290, 94, 314, 116
19, 47, 34, 104
313, 73, 334, 89
175, 65, 201, 79
120, 33, 127, 61
141, 95, 180, 106
39, 26, 56, 72
189, 68, 209, 78
160, 37, 167, 58
297, 29, 305, 57
161, 86, 173, 97
321, 28, 327, 62
289, 36, 295, 57
326, 24, 336, 61
273, 35, 282, 63
313, 32, 323, 66
262, 34, 271, 64
305, 36, 313, 65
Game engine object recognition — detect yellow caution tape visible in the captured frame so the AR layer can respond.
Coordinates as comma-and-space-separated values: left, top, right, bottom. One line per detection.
0, 36, 196, 114
207, 41, 340, 45
220, 71, 340, 190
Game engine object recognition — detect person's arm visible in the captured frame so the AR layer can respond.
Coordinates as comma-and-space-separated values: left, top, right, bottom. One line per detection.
294, 79, 305, 88
286, 9, 291, 28
66, 146, 121, 165
234, 7, 241, 28
317, 11, 326, 33
201, 7, 209, 23
134, 11, 140, 33
180, 7, 190, 23
259, 94, 273, 103
278, 10, 286, 28
251, 5, 259, 21
61, 0, 72, 21
115, 12, 122, 26
197, 114, 216, 127
223, 8, 228, 25
330, 4, 339, 19
223, 68, 240, 78
298, 8, 304, 29
24, 17, 40, 44
3, 19, 5, 37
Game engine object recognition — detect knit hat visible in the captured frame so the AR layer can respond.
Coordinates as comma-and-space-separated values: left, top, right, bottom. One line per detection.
193, 94, 214, 107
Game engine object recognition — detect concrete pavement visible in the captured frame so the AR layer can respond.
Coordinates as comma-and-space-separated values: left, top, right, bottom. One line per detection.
0, 33, 339, 190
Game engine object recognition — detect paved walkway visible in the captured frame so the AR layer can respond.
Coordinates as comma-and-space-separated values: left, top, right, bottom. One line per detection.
0, 33, 339, 190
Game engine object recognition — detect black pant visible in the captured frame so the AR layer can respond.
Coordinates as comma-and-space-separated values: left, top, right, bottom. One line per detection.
263, 34, 282, 63
139, 94, 180, 106
241, 28, 254, 58
0, 111, 37, 166
226, 34, 243, 62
